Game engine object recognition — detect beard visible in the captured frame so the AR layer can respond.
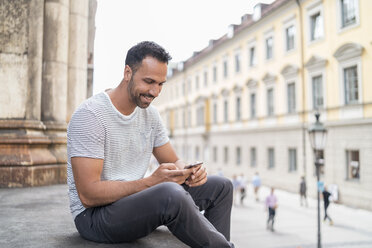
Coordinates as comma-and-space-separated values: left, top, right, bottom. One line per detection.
127, 77, 154, 109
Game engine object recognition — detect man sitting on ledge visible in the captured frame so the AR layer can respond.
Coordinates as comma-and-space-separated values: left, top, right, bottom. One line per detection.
67, 41, 234, 248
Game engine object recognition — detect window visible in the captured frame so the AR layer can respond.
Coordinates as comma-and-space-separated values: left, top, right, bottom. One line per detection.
223, 58, 228, 78
249, 46, 256, 67
235, 52, 241, 73
286, 25, 295, 51
334, 43, 363, 109
341, 0, 357, 28
250, 147, 257, 167
267, 88, 274, 116
196, 105, 204, 126
188, 109, 191, 127
182, 82, 186, 96
268, 148, 275, 169
213, 146, 218, 163
250, 93, 256, 118
187, 80, 192, 93
213, 64, 217, 83
288, 148, 297, 172
224, 146, 229, 163
287, 82, 296, 113
236, 97, 241, 121
344, 65, 358, 105
182, 109, 186, 128
312, 75, 324, 109
204, 70, 208, 87
265, 36, 273, 59
195, 75, 199, 90
224, 100, 229, 123
236, 147, 241, 165
346, 150, 359, 180
310, 12, 323, 41
213, 103, 217, 124
195, 146, 200, 161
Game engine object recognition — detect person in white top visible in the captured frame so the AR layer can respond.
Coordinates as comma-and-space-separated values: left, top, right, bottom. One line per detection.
67, 41, 234, 248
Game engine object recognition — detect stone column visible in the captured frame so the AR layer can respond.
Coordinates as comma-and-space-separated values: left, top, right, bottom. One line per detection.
66, 0, 89, 122
41, 0, 69, 124
0, 0, 64, 187
87, 0, 97, 98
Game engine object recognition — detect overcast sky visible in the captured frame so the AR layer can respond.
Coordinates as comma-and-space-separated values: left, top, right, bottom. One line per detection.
93, 0, 275, 94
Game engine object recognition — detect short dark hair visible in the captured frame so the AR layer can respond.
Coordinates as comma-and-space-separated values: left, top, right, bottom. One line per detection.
125, 41, 172, 73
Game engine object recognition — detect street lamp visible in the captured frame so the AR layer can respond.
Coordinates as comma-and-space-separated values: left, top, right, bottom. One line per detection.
308, 112, 327, 248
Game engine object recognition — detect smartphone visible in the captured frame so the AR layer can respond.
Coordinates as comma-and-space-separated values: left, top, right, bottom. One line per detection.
184, 161, 203, 169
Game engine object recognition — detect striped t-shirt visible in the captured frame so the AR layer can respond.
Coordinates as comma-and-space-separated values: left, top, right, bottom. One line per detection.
67, 92, 169, 219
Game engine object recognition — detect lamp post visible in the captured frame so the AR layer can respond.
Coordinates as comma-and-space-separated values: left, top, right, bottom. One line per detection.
308, 112, 327, 248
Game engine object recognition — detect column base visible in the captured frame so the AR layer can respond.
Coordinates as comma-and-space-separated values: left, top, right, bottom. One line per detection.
0, 119, 67, 188
0, 164, 67, 187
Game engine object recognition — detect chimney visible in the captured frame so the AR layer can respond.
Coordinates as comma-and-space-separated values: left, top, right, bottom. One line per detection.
252, 3, 262, 21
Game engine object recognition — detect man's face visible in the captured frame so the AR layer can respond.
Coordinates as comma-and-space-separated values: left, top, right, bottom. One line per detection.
127, 56, 167, 109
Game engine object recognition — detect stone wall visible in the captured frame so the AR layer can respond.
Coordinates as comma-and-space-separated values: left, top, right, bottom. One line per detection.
0, 0, 97, 187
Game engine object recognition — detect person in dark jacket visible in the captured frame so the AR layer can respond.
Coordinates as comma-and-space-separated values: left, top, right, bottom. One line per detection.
322, 186, 333, 225
299, 176, 308, 207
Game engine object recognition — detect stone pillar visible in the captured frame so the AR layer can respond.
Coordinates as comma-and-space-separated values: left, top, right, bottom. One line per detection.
87, 0, 97, 98
0, 0, 96, 187
41, 0, 69, 124
67, 0, 89, 122
0, 0, 65, 187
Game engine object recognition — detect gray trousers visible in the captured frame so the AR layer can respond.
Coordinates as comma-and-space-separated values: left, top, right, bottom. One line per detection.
74, 175, 234, 248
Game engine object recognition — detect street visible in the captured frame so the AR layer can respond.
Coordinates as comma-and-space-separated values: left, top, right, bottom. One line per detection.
231, 185, 372, 248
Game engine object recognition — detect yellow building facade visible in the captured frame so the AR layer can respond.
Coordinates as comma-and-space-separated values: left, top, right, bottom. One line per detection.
154, 0, 372, 210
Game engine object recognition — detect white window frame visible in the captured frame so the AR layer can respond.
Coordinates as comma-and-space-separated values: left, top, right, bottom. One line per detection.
288, 148, 297, 172
311, 74, 325, 110
263, 73, 276, 118
212, 62, 218, 83
234, 48, 241, 74
203, 66, 208, 87
268, 147, 275, 169
283, 14, 297, 53
247, 38, 257, 67
236, 146, 242, 166
340, 60, 362, 106
306, 0, 324, 44
337, 0, 360, 32
264, 28, 275, 61
345, 149, 360, 180
223, 55, 229, 79
250, 147, 257, 168
305, 56, 327, 112
247, 79, 258, 119
333, 43, 363, 114
281, 65, 299, 115
195, 73, 200, 90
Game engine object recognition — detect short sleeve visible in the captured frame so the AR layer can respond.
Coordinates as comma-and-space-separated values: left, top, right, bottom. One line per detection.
153, 109, 169, 148
67, 108, 105, 159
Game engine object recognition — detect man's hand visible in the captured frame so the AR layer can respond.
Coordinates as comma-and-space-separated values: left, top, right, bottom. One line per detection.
150, 163, 193, 185
185, 164, 207, 187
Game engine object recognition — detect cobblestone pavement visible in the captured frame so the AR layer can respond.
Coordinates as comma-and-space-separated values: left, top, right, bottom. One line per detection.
1, 183, 372, 248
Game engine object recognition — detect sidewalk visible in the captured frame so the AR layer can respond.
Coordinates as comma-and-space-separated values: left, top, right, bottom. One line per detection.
231, 185, 372, 248
1, 183, 372, 248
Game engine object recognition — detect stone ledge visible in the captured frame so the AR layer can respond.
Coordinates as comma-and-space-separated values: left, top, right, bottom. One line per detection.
0, 164, 67, 187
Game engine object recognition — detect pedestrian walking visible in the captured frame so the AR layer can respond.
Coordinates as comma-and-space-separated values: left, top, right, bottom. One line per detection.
232, 174, 240, 205
252, 172, 261, 202
265, 187, 278, 232
322, 186, 334, 225
238, 173, 247, 205
299, 176, 308, 207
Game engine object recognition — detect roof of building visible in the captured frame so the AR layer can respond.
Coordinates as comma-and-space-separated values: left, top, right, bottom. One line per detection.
170, 0, 292, 78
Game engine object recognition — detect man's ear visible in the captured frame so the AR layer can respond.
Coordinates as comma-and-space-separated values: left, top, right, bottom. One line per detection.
124, 65, 132, 82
